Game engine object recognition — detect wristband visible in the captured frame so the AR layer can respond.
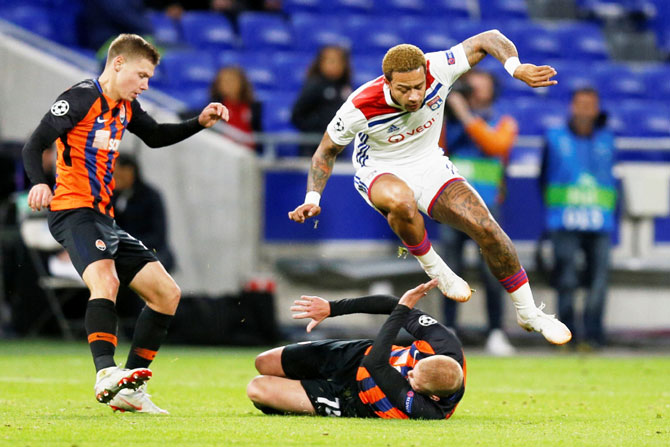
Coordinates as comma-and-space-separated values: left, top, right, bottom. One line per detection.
504, 57, 521, 77
304, 191, 321, 206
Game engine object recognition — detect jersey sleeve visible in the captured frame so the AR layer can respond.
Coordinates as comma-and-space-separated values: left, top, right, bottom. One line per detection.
425, 43, 471, 89
326, 99, 366, 146
40, 87, 96, 136
329, 294, 399, 317
127, 100, 203, 148
404, 308, 464, 361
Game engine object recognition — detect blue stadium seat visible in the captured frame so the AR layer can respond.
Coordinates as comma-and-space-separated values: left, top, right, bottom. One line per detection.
641, 65, 670, 100
595, 64, 647, 100
181, 11, 236, 50
290, 14, 350, 53
323, 0, 374, 16
282, 0, 321, 14
148, 11, 181, 47
239, 52, 280, 90
556, 22, 609, 60
348, 17, 404, 55
0, 6, 55, 41
480, 0, 529, 20
238, 12, 292, 51
157, 50, 217, 88
513, 26, 563, 62
215, 51, 242, 69
273, 52, 312, 92
352, 55, 382, 88
544, 63, 597, 99
372, 0, 424, 16
500, 98, 568, 135
400, 20, 459, 53
432, 0, 472, 18
261, 92, 301, 156
617, 101, 670, 136
160, 85, 209, 112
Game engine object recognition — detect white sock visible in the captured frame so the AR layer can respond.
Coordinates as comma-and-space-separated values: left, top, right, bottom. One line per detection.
509, 283, 537, 319
415, 246, 445, 270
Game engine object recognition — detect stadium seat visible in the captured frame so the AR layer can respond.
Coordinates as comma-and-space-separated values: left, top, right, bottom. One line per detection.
181, 11, 236, 50
215, 50, 242, 69
273, 52, 312, 92
352, 55, 382, 88
595, 64, 647, 100
400, 20, 459, 53
147, 11, 181, 47
239, 52, 280, 90
372, 0, 424, 16
555, 22, 609, 60
617, 101, 670, 137
282, 0, 321, 14
348, 17, 404, 55
323, 0, 374, 16
432, 0, 472, 18
261, 93, 300, 156
290, 14, 350, 53
158, 50, 217, 88
159, 85, 210, 112
501, 98, 568, 135
0, 5, 55, 41
238, 12, 293, 51
640, 65, 670, 100
480, 0, 530, 20
544, 63, 597, 99
513, 26, 563, 62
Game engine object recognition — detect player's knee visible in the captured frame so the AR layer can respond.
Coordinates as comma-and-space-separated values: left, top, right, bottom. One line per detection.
254, 351, 272, 374
387, 195, 418, 221
95, 274, 120, 298
246, 376, 268, 403
162, 282, 181, 313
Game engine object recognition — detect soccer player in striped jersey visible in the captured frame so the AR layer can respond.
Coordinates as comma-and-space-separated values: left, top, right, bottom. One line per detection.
22, 34, 229, 413
248, 279, 465, 419
289, 30, 571, 345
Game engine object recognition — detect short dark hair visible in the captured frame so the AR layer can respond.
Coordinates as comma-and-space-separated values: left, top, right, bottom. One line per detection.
107, 34, 160, 66
571, 86, 599, 100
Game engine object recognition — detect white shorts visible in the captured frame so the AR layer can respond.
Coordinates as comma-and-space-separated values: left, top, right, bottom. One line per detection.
353, 155, 465, 218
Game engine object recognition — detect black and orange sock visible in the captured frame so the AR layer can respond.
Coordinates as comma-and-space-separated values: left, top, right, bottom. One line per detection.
85, 298, 118, 372
125, 306, 173, 370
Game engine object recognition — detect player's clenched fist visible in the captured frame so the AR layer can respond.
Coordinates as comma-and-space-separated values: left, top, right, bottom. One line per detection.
513, 64, 558, 88
27, 183, 53, 211
198, 102, 229, 127
288, 203, 321, 223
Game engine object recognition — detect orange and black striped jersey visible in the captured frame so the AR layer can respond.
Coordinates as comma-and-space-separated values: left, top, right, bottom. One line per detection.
42, 79, 138, 216
354, 305, 465, 420
23, 78, 203, 217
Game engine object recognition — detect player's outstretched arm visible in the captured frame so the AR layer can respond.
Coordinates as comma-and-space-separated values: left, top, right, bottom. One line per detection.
291, 295, 330, 332
398, 279, 439, 309
461, 29, 557, 88
288, 132, 346, 223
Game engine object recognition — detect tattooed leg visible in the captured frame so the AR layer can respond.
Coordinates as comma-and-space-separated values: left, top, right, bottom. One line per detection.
430, 180, 521, 279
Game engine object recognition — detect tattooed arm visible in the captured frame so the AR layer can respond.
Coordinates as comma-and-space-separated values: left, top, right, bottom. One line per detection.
461, 30, 558, 88
288, 131, 346, 223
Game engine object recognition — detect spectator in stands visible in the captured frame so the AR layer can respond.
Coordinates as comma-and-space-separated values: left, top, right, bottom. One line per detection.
291, 46, 352, 156
209, 66, 262, 150
112, 154, 175, 272
441, 69, 518, 356
540, 87, 616, 350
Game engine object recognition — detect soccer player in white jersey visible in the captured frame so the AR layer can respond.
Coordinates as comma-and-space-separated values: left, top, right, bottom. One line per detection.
289, 30, 572, 345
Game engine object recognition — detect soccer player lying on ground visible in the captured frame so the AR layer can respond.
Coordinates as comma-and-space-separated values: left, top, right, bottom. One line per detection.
289, 29, 571, 345
22, 34, 229, 414
247, 279, 466, 419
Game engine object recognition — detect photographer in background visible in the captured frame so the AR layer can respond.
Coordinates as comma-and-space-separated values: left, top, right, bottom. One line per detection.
441, 69, 519, 356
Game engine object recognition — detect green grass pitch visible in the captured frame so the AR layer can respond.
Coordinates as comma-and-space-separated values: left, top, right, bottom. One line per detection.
0, 340, 668, 447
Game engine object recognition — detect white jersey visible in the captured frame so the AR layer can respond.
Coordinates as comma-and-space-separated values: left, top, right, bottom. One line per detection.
327, 44, 471, 169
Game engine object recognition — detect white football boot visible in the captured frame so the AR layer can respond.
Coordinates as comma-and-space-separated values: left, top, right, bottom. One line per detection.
94, 366, 152, 404
109, 384, 168, 414
517, 303, 572, 345
422, 258, 472, 302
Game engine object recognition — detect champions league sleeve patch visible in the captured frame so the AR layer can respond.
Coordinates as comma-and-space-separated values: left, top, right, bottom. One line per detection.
446, 50, 456, 65
405, 390, 415, 413
51, 100, 70, 116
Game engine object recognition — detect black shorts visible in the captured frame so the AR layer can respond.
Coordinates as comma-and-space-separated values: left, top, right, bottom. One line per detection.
281, 339, 374, 418
48, 207, 157, 285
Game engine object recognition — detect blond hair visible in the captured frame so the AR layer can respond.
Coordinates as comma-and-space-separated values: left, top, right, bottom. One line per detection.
107, 34, 160, 66
415, 355, 463, 397
382, 44, 426, 81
